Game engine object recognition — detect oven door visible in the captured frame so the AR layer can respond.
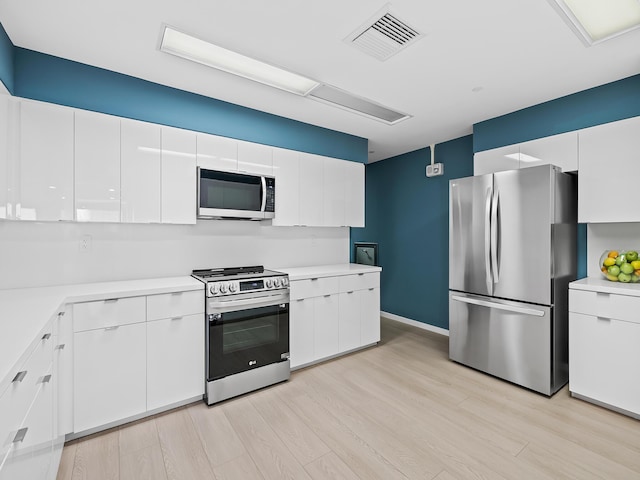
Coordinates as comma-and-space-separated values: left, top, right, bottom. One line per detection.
207, 294, 289, 381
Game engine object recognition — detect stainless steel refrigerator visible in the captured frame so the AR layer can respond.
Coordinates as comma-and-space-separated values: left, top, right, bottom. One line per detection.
449, 164, 577, 396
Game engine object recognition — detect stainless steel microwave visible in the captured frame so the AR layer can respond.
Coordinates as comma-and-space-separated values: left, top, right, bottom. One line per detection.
197, 168, 275, 220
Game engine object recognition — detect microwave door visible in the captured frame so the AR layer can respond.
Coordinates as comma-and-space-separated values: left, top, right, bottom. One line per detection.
198, 169, 266, 220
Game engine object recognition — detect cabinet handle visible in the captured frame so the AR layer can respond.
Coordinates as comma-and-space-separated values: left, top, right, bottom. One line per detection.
171, 291, 183, 296
58, 311, 65, 317
42, 333, 51, 340
171, 316, 183, 321
40, 375, 52, 384
324, 295, 331, 298
596, 317, 611, 322
347, 291, 354, 294
368, 288, 374, 291
13, 428, 28, 444
310, 278, 319, 281
56, 344, 66, 350
297, 299, 305, 302
12, 371, 27, 383
358, 273, 364, 276
104, 298, 119, 303
104, 325, 120, 331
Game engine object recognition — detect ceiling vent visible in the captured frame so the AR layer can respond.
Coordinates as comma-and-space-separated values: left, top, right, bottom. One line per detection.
309, 84, 410, 125
344, 4, 423, 61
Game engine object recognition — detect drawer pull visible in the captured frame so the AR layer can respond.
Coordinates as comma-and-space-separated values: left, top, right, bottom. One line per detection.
171, 292, 183, 296
40, 374, 52, 384
171, 316, 183, 321
104, 325, 120, 331
324, 295, 331, 298
297, 299, 305, 302
56, 344, 66, 350
358, 273, 365, 276
597, 316, 611, 322
12, 371, 27, 383
58, 311, 65, 317
310, 278, 319, 281
104, 298, 119, 303
13, 428, 28, 444
42, 333, 51, 340
347, 291, 354, 294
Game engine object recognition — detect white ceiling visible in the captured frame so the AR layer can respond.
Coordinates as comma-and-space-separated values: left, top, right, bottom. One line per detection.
1, 0, 639, 162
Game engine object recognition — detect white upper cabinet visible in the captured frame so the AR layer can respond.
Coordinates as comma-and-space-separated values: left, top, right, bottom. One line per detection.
18, 100, 74, 221
298, 153, 324, 226
322, 156, 346, 227
75, 110, 121, 222
272, 148, 300, 226
578, 116, 640, 223
344, 161, 365, 228
196, 133, 237, 172
0, 95, 13, 219
121, 119, 161, 223
474, 144, 520, 175
161, 127, 197, 225
518, 131, 578, 172
237, 140, 273, 176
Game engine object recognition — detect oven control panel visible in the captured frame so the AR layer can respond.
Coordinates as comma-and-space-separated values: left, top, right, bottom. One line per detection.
207, 275, 289, 297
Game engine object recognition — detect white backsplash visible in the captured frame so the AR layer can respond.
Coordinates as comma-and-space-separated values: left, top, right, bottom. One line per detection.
0, 220, 349, 289
587, 223, 640, 278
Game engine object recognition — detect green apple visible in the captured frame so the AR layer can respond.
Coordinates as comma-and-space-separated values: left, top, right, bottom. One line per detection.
625, 250, 638, 262
618, 272, 632, 283
615, 254, 626, 266
632, 274, 640, 283
620, 263, 634, 275
608, 265, 621, 276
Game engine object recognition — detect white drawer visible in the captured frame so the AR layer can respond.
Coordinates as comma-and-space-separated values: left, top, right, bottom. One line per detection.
339, 272, 380, 293
146, 290, 204, 321
73, 296, 146, 332
569, 289, 640, 324
290, 276, 340, 300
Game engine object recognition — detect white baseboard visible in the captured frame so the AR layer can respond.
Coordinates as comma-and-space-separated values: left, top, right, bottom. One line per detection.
381, 311, 449, 337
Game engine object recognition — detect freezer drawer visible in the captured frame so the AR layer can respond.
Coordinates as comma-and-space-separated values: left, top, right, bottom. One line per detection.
449, 291, 557, 395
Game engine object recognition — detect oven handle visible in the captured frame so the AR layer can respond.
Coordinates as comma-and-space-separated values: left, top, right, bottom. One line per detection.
208, 292, 290, 314
260, 176, 267, 213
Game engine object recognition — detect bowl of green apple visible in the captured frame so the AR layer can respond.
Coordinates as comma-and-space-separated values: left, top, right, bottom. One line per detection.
600, 250, 640, 283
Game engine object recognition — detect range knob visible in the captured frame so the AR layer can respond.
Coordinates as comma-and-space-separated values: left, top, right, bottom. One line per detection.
274, 278, 282, 288
265, 279, 273, 288
209, 284, 219, 295
219, 283, 228, 294
282, 277, 289, 286
229, 283, 237, 293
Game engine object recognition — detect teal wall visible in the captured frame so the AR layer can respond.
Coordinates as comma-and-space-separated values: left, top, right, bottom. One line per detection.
13, 48, 367, 162
351, 136, 474, 329
0, 22, 14, 93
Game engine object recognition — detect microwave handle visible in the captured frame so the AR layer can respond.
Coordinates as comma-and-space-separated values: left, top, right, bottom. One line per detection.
260, 176, 267, 212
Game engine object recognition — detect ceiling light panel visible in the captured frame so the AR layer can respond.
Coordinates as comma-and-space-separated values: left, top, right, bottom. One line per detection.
549, 0, 640, 45
160, 26, 320, 96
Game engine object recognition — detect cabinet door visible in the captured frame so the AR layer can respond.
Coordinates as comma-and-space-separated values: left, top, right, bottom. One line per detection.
73, 323, 146, 432
578, 117, 640, 223
0, 94, 9, 219
518, 131, 578, 172
344, 161, 365, 227
569, 312, 640, 415
54, 308, 73, 440
290, 298, 315, 368
272, 148, 300, 226
298, 153, 323, 226
322, 157, 346, 227
339, 291, 361, 352
314, 294, 340, 359
237, 141, 273, 176
360, 287, 380, 345
75, 110, 121, 222
473, 144, 520, 175
196, 133, 237, 172
161, 127, 197, 224
121, 119, 161, 223
147, 314, 204, 411
18, 100, 74, 221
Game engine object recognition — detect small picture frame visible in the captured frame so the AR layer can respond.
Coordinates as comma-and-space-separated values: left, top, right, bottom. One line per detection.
354, 242, 378, 266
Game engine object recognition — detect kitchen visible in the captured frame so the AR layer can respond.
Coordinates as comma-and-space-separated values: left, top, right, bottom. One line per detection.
1, 1, 640, 479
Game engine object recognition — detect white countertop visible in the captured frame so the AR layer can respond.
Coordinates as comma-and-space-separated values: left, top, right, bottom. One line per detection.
274, 263, 382, 281
0, 276, 203, 392
569, 277, 640, 297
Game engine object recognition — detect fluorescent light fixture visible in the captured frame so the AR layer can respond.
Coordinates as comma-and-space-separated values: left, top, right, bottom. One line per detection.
160, 26, 320, 96
505, 153, 543, 163
549, 0, 640, 45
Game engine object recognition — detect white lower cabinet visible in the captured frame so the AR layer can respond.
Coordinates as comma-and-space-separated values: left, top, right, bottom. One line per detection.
73, 322, 146, 432
314, 294, 340, 360
290, 298, 315, 368
569, 287, 640, 418
360, 287, 381, 346
147, 314, 204, 411
339, 291, 361, 352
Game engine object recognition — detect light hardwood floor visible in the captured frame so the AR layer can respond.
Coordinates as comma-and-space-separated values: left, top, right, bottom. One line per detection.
57, 317, 640, 480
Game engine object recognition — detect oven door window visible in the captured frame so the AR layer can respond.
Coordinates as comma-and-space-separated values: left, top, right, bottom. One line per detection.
208, 303, 289, 380
200, 170, 262, 212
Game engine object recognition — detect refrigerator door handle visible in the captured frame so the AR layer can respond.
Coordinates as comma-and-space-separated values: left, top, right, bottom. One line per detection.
451, 295, 546, 317
490, 187, 500, 284
484, 187, 493, 291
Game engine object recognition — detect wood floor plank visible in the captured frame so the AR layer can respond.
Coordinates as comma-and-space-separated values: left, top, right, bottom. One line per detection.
249, 386, 331, 465
433, 470, 460, 480
221, 395, 313, 480
118, 418, 159, 455
304, 451, 361, 480
187, 401, 246, 467
71, 430, 119, 480
120, 444, 168, 480
155, 408, 216, 480
212, 452, 265, 480
56, 441, 77, 480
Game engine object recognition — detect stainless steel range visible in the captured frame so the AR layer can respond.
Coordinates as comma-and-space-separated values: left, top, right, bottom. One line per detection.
191, 266, 290, 405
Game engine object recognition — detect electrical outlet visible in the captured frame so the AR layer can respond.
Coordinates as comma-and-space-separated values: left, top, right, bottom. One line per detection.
79, 235, 92, 253
426, 163, 444, 177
